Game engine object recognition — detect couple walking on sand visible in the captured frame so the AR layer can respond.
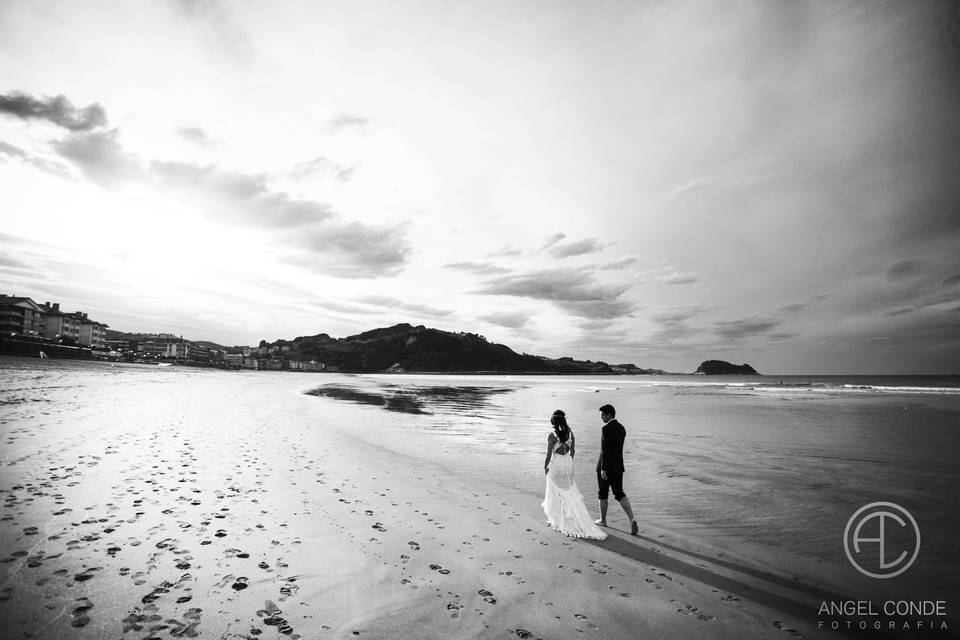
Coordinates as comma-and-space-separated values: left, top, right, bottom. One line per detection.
541, 404, 638, 541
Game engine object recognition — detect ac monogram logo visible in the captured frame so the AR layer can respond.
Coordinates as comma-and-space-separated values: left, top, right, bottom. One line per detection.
843, 502, 920, 579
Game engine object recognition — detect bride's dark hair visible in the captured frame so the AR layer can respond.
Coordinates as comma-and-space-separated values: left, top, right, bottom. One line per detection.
550, 409, 570, 443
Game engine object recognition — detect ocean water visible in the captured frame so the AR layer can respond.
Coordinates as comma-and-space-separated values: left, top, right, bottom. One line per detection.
2, 358, 958, 610
302, 371, 960, 606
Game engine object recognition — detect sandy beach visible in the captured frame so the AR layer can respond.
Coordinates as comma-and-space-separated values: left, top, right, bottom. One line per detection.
3, 362, 957, 639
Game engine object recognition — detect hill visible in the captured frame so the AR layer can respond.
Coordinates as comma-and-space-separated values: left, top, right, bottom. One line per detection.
262, 323, 618, 374
694, 360, 759, 375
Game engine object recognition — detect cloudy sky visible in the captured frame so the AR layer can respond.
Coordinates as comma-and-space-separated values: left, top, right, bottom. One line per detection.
1, 1, 958, 374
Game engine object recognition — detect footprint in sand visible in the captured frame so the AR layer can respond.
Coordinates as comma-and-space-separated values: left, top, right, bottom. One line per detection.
74, 567, 102, 582
774, 620, 803, 637
69, 597, 94, 627
231, 577, 250, 591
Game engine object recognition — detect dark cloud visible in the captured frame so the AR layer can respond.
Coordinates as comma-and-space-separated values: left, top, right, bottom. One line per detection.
541, 233, 566, 250
287, 221, 412, 278
481, 312, 530, 329
597, 256, 639, 270
549, 238, 605, 258
713, 318, 781, 341
886, 259, 927, 281
327, 113, 371, 131
0, 141, 26, 158
54, 129, 144, 188
0, 252, 35, 277
858, 317, 960, 368
0, 140, 71, 179
654, 270, 700, 285
884, 305, 917, 317
475, 268, 634, 319
443, 261, 511, 275
555, 299, 634, 319
0, 92, 107, 131
577, 319, 617, 331
177, 126, 216, 147
289, 157, 354, 183
477, 269, 625, 302
356, 295, 452, 318
651, 305, 705, 324
882, 289, 960, 317
151, 161, 334, 228
42, 125, 408, 278
647, 305, 707, 342
489, 246, 523, 258
768, 331, 802, 342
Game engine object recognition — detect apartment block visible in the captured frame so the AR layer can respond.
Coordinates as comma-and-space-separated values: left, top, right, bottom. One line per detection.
0, 295, 44, 336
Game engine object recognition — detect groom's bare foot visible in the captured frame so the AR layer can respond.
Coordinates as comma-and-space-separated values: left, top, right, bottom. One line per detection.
594, 519, 607, 526
630, 520, 638, 535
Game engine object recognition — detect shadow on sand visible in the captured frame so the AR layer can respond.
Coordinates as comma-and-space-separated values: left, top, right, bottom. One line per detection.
591, 529, 959, 640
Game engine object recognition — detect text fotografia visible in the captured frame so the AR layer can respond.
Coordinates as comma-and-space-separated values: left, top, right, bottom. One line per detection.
819, 600, 949, 631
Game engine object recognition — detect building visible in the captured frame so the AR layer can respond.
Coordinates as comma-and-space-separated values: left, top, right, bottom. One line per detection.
106, 338, 132, 352
0, 295, 44, 336
225, 353, 244, 367
137, 337, 211, 361
39, 302, 81, 343
76, 312, 109, 349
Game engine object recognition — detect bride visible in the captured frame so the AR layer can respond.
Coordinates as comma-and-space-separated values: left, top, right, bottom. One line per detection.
542, 409, 607, 540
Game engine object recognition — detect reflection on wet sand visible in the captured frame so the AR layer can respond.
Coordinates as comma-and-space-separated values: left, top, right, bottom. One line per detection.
304, 384, 517, 415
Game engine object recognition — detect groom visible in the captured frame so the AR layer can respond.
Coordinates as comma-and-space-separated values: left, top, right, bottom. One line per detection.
596, 404, 638, 535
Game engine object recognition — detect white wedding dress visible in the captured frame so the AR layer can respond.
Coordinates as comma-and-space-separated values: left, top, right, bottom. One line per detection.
542, 432, 607, 540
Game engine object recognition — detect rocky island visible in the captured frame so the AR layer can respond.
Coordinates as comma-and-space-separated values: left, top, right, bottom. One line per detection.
694, 360, 759, 375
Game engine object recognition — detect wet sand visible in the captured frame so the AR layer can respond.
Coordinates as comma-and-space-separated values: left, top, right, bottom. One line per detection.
1, 365, 858, 639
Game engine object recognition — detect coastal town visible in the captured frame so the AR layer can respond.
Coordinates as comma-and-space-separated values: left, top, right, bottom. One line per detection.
0, 294, 325, 371
4, 294, 747, 375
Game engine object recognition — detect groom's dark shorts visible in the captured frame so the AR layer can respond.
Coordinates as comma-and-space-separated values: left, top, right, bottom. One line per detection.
597, 470, 626, 501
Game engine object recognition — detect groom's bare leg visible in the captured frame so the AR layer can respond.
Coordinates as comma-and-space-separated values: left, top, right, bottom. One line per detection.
618, 496, 638, 534
598, 499, 608, 524
618, 496, 635, 522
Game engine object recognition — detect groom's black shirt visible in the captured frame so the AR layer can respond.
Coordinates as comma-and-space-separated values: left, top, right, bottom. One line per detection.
596, 418, 626, 473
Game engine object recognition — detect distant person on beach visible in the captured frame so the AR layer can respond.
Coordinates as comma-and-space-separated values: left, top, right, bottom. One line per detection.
595, 404, 638, 535
542, 410, 607, 540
